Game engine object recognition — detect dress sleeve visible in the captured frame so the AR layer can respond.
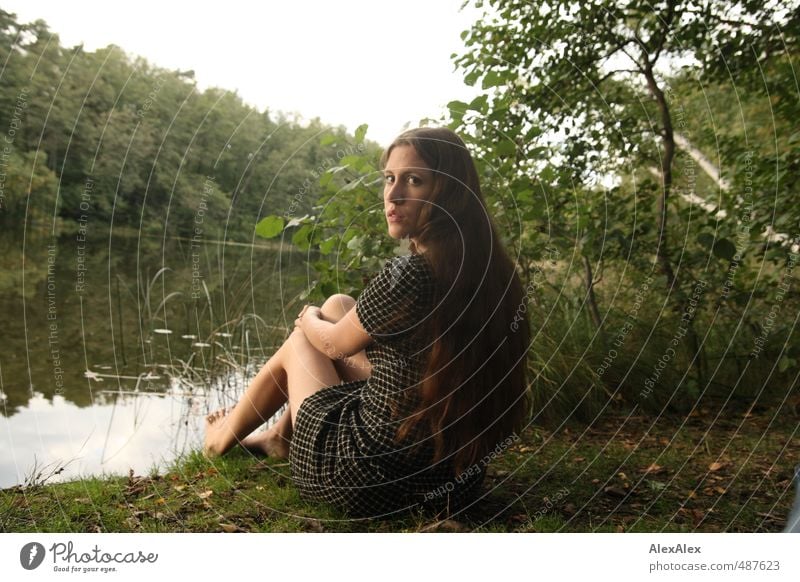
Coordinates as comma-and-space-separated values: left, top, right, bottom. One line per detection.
356, 255, 430, 342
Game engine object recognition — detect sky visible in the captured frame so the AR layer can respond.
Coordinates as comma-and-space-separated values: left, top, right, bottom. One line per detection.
3, 0, 483, 145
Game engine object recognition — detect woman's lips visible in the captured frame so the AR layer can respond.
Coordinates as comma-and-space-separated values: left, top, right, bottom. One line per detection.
387, 212, 403, 223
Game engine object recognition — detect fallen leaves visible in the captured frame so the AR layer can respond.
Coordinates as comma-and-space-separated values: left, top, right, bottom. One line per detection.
701, 486, 727, 496
643, 463, 667, 475
124, 472, 160, 497
507, 513, 529, 526
603, 486, 628, 498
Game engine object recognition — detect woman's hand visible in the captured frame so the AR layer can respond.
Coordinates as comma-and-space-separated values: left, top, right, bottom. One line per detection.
295, 304, 321, 331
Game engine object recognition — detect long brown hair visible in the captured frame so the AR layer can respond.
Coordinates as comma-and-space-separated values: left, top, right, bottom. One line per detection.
381, 127, 531, 474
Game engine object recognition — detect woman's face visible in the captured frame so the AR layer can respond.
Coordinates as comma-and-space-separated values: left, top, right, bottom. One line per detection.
382, 144, 435, 244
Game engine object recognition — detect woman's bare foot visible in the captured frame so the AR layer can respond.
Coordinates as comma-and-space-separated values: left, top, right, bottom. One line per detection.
203, 407, 234, 458
240, 428, 290, 459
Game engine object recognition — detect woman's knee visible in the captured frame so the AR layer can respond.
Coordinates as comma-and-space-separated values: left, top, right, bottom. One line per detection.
279, 328, 312, 360
287, 326, 312, 348
320, 293, 355, 322
286, 327, 333, 362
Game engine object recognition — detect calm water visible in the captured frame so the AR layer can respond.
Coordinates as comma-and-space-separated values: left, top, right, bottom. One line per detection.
0, 229, 308, 487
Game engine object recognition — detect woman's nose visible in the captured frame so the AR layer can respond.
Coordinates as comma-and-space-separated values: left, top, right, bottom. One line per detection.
385, 182, 404, 204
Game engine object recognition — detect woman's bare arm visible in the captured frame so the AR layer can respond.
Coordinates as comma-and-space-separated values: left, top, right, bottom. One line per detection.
299, 305, 372, 360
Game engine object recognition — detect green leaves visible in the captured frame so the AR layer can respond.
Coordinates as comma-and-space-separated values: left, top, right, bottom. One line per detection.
495, 139, 517, 157
712, 239, 737, 261
696, 233, 714, 249
320, 133, 337, 146
319, 237, 337, 255
779, 356, 797, 373
481, 70, 506, 89
463, 67, 482, 87
354, 124, 368, 144
291, 224, 312, 249
447, 100, 470, 123
468, 94, 488, 112
254, 215, 284, 239
697, 233, 737, 261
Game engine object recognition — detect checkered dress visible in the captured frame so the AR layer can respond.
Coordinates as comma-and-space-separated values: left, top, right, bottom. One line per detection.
289, 253, 485, 518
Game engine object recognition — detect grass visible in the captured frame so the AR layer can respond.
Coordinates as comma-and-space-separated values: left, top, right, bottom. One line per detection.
2, 401, 797, 533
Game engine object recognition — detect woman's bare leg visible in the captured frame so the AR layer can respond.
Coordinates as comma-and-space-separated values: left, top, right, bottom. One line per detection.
204, 339, 291, 457
204, 326, 341, 456
204, 294, 370, 457
237, 295, 371, 457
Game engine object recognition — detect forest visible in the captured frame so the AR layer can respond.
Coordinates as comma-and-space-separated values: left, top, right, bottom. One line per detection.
1, 1, 799, 532
0, 8, 373, 242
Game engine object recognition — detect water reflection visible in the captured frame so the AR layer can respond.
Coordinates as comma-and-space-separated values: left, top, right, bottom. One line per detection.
1, 391, 201, 486
0, 230, 307, 487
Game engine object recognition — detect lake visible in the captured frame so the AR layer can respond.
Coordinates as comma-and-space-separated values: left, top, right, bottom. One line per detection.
0, 228, 308, 488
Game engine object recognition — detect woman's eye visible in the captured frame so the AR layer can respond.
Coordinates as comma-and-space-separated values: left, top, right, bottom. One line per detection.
407, 176, 421, 185
383, 175, 394, 184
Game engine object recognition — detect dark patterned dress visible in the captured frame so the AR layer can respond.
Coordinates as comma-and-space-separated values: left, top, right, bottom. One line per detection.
288, 253, 485, 517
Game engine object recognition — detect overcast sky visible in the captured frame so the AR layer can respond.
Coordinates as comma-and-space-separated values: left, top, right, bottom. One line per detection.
4, 0, 483, 145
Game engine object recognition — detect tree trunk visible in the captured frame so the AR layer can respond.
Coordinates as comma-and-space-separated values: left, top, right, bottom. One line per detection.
644, 63, 677, 292
643, 57, 705, 389
582, 255, 603, 335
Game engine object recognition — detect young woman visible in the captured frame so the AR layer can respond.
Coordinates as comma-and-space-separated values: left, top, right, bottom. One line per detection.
204, 127, 531, 518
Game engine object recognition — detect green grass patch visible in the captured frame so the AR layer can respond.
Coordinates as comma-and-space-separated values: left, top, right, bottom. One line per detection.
2, 405, 796, 532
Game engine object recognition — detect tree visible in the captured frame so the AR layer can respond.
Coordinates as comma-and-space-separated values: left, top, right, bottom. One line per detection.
453, 0, 798, 291
446, 0, 799, 405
